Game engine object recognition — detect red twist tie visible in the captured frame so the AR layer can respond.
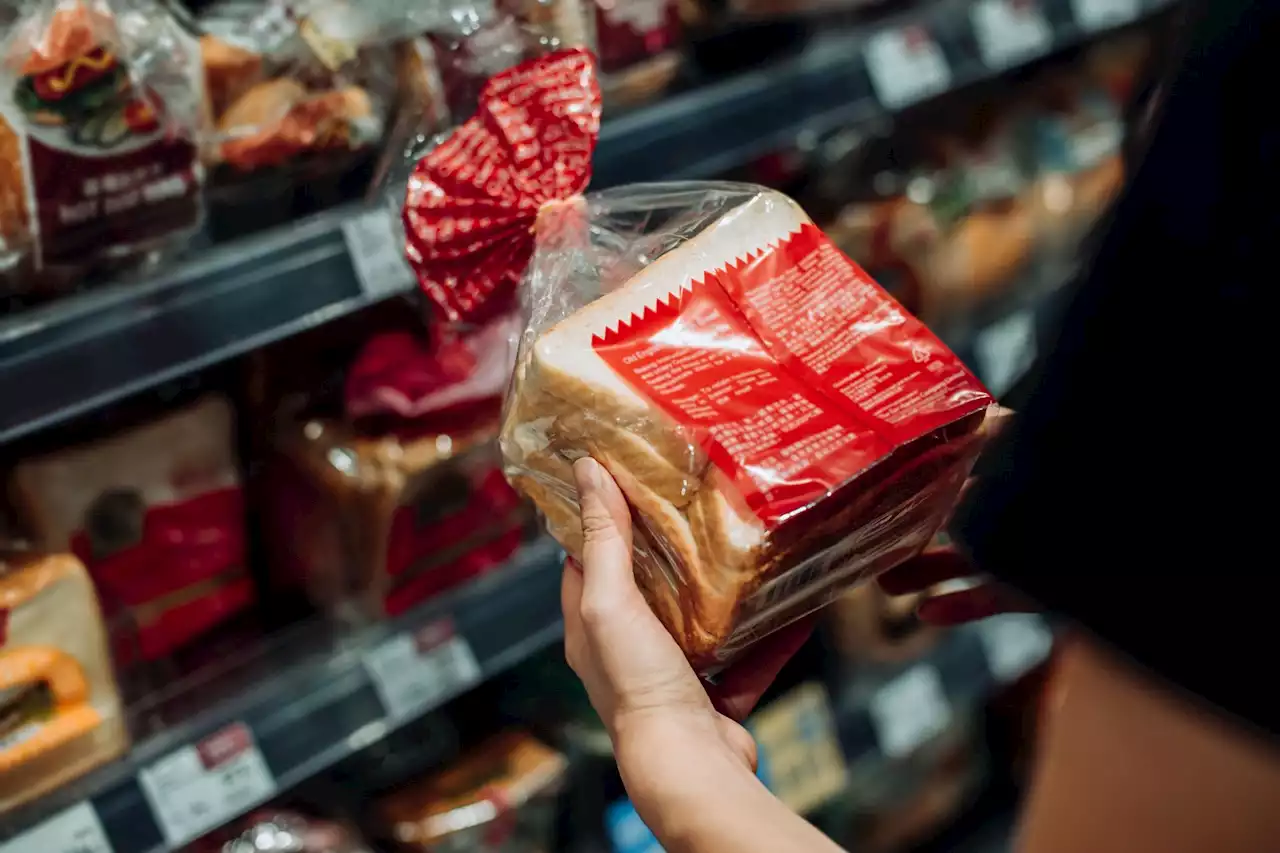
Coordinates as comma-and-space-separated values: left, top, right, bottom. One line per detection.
402, 48, 602, 325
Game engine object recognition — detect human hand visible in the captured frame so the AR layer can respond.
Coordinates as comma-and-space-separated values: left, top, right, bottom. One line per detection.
562, 457, 813, 814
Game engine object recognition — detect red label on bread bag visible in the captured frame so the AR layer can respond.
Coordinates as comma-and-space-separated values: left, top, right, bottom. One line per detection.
592, 225, 990, 527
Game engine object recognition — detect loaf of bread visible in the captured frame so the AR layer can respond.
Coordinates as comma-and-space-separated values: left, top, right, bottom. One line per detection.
266, 411, 529, 620
8, 396, 253, 663
503, 187, 991, 670
0, 551, 128, 811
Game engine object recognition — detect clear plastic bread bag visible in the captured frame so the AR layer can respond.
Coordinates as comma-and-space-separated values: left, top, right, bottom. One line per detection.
0, 0, 204, 298
401, 49, 995, 674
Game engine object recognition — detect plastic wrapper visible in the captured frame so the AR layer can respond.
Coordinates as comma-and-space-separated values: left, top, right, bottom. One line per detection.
263, 325, 530, 621
0, 549, 129, 811
187, 807, 376, 853
401, 50, 994, 673
196, 0, 397, 236
0, 0, 204, 300
375, 730, 567, 853
5, 395, 254, 670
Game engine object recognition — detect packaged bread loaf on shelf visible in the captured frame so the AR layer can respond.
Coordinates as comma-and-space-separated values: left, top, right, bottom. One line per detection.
400, 49, 994, 673
197, 0, 398, 238
188, 807, 377, 853
0, 549, 128, 811
263, 318, 530, 621
375, 730, 568, 853
0, 0, 204, 306
6, 395, 254, 669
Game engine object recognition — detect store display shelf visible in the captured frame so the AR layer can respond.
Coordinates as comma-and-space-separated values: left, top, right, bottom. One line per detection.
0, 0, 1169, 446
0, 538, 565, 853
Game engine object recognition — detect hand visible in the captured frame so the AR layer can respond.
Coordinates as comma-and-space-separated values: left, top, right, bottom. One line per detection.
562, 457, 813, 812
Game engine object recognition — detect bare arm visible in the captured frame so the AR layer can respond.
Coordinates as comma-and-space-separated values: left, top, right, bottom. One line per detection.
562, 457, 842, 853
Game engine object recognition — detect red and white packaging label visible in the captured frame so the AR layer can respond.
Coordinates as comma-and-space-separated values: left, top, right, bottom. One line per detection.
592, 224, 990, 527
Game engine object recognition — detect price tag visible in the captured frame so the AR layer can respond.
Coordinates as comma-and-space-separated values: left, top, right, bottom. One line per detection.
363, 619, 481, 722
976, 309, 1036, 397
865, 26, 952, 111
979, 614, 1055, 682
139, 722, 276, 847
341, 207, 416, 301
972, 0, 1052, 69
1070, 0, 1141, 31
869, 665, 952, 758
750, 683, 846, 813
0, 803, 112, 853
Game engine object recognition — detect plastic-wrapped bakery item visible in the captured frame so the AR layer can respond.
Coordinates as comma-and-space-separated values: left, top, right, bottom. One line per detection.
593, 0, 682, 107
6, 396, 254, 669
0, 550, 129, 812
187, 807, 376, 852
402, 50, 994, 673
375, 730, 568, 853
0, 0, 204, 303
263, 322, 531, 621
197, 0, 395, 238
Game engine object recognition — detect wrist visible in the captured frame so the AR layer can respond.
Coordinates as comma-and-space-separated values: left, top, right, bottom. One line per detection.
612, 710, 763, 844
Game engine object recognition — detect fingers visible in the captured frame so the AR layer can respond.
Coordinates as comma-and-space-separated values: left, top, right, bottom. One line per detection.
877, 547, 978, 596
709, 616, 817, 722
573, 457, 640, 622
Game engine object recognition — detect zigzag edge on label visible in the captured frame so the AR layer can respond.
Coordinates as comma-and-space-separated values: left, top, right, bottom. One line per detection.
589, 222, 818, 349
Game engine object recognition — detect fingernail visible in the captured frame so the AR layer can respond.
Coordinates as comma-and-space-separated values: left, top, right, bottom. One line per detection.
573, 457, 602, 495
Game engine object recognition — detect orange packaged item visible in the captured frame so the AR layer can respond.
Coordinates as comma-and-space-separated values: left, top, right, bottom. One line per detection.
376, 731, 568, 852
0, 0, 203, 294
7, 396, 253, 666
0, 550, 128, 811
402, 50, 994, 673
264, 324, 530, 621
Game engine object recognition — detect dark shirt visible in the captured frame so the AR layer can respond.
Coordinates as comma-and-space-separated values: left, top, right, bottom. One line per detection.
955, 0, 1279, 739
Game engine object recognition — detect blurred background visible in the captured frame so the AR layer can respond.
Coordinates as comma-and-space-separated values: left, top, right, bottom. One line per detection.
0, 0, 1174, 851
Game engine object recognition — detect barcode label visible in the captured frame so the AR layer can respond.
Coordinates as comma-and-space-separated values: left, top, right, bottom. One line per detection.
869, 665, 952, 758
363, 619, 481, 722
1071, 0, 1141, 31
979, 614, 1055, 683
0, 803, 113, 853
972, 0, 1052, 69
139, 723, 276, 847
865, 26, 952, 111
341, 206, 416, 301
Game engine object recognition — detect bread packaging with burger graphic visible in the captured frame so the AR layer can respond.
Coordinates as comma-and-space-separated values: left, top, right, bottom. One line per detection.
0, 0, 203, 274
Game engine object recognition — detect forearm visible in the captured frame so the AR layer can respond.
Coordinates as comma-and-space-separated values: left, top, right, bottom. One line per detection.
617, 724, 843, 853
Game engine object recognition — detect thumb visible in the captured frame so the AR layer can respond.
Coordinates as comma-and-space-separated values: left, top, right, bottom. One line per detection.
574, 457, 637, 615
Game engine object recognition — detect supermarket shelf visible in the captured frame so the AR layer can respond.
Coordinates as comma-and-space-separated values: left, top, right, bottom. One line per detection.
0, 0, 1170, 445
0, 538, 565, 853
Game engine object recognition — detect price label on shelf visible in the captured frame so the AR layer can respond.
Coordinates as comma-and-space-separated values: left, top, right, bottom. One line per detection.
751, 683, 846, 813
0, 802, 113, 853
341, 206, 416, 301
972, 0, 1052, 69
1070, 0, 1141, 32
865, 26, 952, 111
363, 618, 481, 723
979, 614, 1055, 683
869, 665, 952, 759
976, 309, 1036, 396
139, 722, 276, 847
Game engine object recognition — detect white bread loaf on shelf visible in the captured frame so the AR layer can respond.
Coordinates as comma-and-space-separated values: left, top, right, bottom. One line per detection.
0, 551, 128, 810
